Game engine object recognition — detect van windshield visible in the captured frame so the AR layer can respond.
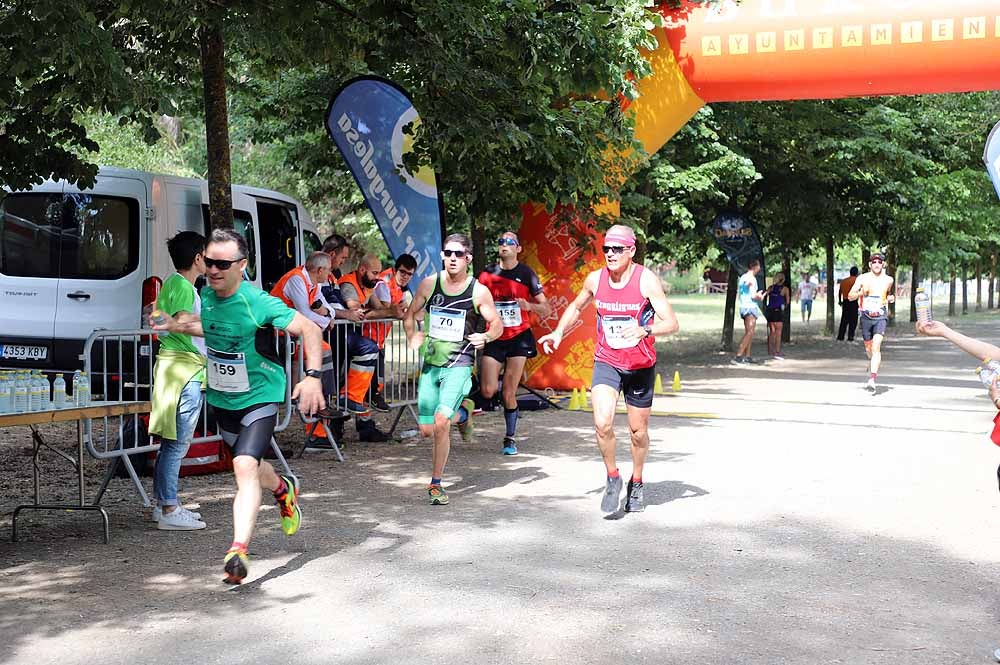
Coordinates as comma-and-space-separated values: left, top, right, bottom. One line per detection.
0, 193, 140, 279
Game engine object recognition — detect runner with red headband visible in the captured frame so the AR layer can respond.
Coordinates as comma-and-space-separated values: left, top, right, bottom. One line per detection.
538, 225, 679, 514
848, 251, 895, 393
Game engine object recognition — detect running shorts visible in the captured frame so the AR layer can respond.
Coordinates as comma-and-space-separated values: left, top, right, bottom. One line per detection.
213, 402, 278, 461
483, 328, 538, 363
591, 360, 655, 409
860, 315, 887, 341
417, 365, 473, 425
764, 308, 784, 324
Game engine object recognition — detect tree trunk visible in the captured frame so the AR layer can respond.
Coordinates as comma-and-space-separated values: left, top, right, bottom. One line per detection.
199, 23, 233, 230
470, 216, 485, 277
962, 264, 968, 315
948, 270, 957, 316
782, 253, 791, 343
990, 254, 996, 309
909, 259, 919, 323
886, 246, 897, 326
976, 260, 983, 312
722, 266, 738, 352
826, 237, 835, 335
862, 248, 871, 272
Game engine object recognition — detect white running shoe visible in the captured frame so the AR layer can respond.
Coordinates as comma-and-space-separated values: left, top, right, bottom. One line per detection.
151, 505, 202, 522
157, 507, 206, 531
865, 378, 877, 392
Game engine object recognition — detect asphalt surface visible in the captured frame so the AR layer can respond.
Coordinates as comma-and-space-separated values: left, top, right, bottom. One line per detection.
2, 319, 1000, 664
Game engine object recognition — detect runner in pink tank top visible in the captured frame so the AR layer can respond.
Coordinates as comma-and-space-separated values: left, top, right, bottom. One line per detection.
539, 225, 679, 515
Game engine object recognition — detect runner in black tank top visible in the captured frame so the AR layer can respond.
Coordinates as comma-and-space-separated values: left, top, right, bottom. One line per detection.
404, 234, 503, 506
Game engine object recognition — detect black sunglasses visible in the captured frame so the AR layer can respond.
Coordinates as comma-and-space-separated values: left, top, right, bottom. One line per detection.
204, 257, 243, 270
442, 249, 467, 258
602, 245, 628, 255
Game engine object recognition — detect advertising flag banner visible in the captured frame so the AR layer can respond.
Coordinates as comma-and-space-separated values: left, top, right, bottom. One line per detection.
326, 77, 444, 285
984, 120, 1000, 202
709, 210, 766, 290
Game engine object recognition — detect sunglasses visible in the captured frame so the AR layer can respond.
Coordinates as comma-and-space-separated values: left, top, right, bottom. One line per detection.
498, 237, 519, 246
602, 245, 629, 255
204, 257, 244, 270
442, 249, 467, 258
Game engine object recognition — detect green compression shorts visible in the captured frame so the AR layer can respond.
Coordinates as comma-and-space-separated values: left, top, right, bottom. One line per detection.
417, 365, 473, 425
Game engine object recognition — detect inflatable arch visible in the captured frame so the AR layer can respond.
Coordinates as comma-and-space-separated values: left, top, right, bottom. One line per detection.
520, 0, 1000, 391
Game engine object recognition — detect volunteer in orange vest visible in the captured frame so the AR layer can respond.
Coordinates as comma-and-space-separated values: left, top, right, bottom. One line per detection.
269, 251, 340, 408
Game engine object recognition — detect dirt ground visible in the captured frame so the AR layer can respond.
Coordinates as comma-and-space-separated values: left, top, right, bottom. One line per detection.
3, 317, 1000, 664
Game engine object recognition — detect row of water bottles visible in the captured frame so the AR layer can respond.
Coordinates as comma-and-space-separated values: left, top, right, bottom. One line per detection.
0, 370, 91, 415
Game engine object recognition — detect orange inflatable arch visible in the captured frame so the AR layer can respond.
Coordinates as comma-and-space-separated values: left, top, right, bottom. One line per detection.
520, 0, 1000, 391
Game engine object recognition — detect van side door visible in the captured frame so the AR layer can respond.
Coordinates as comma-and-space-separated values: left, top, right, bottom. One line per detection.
0, 184, 64, 364
54, 177, 146, 341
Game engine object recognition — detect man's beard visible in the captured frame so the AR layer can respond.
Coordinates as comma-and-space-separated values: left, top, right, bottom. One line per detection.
361, 275, 378, 288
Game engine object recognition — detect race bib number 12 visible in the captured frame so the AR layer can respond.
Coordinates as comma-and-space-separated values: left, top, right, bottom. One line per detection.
602, 315, 639, 350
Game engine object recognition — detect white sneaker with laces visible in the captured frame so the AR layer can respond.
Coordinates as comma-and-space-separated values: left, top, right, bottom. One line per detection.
157, 507, 206, 530
152, 505, 202, 522
865, 378, 877, 392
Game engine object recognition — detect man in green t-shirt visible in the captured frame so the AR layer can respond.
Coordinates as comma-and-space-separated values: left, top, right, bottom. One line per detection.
153, 228, 326, 585
149, 231, 207, 531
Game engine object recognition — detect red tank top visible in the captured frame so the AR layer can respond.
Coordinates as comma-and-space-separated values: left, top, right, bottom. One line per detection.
594, 264, 655, 370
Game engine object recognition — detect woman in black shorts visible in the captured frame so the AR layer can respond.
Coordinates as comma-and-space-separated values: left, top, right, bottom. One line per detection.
764, 273, 790, 360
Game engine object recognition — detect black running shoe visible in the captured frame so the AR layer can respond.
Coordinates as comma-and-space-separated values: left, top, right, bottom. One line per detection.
625, 479, 645, 513
368, 390, 391, 413
601, 475, 623, 513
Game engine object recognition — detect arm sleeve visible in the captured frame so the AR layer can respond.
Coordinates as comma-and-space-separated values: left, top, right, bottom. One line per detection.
529, 271, 544, 297
280, 277, 329, 328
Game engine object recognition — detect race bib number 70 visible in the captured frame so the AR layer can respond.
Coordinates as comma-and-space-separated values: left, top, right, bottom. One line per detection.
429, 306, 467, 342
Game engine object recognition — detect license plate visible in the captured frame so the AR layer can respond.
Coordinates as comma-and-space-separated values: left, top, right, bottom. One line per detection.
0, 344, 48, 360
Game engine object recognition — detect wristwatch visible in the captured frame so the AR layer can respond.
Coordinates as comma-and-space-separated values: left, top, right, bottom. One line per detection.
304, 369, 322, 380
642, 325, 653, 338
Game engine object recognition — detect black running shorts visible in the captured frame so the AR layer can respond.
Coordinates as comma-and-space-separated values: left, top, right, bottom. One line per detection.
860, 315, 887, 341
213, 403, 279, 461
483, 328, 538, 363
591, 360, 655, 408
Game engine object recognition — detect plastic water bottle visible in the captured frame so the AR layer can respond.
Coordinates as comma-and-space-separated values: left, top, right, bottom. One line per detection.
72, 370, 81, 402
13, 372, 28, 413
76, 372, 91, 406
914, 288, 932, 324
52, 373, 67, 409
151, 308, 168, 326
29, 371, 43, 411
977, 359, 1000, 390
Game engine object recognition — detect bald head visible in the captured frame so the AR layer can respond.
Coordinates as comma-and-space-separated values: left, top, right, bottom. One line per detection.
357, 253, 383, 288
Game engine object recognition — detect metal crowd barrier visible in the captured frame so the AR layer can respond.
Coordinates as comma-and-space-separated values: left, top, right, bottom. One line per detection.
295, 317, 422, 458
82, 328, 298, 507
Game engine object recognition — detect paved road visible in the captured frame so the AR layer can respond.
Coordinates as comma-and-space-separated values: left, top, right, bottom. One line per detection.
3, 320, 1000, 664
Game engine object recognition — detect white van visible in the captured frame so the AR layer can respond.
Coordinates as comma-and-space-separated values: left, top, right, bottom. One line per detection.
0, 166, 325, 371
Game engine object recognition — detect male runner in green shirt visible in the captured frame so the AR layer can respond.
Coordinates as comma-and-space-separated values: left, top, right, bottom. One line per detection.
153, 228, 326, 584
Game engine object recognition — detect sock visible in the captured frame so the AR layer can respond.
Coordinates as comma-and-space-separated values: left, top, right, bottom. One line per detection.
504, 407, 519, 438
608, 468, 620, 479
229, 541, 248, 553
631, 475, 642, 485
870, 372, 877, 381
457, 406, 469, 424
431, 477, 442, 486
273, 476, 288, 497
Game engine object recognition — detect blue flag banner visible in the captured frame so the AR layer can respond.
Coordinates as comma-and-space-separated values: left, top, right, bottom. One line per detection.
326, 77, 444, 285
709, 210, 766, 291
984, 120, 1000, 202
